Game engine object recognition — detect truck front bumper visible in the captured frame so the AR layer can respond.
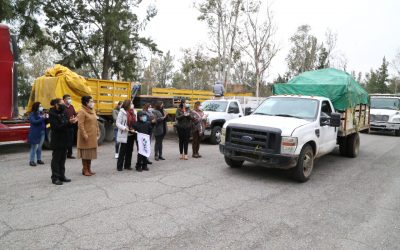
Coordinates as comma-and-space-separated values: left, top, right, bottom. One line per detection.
219, 144, 298, 169
370, 122, 400, 131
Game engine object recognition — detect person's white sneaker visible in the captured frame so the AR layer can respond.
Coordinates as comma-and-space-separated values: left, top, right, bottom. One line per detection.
115, 153, 119, 159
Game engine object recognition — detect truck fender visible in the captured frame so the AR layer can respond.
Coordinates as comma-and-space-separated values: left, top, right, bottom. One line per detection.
211, 119, 226, 128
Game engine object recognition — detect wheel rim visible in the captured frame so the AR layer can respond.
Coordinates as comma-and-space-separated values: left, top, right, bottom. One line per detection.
215, 130, 221, 143
354, 136, 360, 156
303, 149, 314, 177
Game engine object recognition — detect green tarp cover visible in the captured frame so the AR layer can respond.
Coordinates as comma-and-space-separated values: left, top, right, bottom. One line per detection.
272, 68, 369, 111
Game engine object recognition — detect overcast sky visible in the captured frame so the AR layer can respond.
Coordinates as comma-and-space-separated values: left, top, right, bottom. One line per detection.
142, 0, 400, 80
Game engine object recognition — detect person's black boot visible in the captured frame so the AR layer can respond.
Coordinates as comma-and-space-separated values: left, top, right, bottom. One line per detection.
60, 177, 71, 182
136, 166, 143, 172
142, 165, 149, 171
29, 161, 37, 167
37, 160, 45, 165
52, 179, 63, 185
146, 159, 153, 165
159, 156, 165, 160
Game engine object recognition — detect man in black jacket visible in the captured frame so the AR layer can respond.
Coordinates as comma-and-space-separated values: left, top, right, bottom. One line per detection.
48, 98, 78, 185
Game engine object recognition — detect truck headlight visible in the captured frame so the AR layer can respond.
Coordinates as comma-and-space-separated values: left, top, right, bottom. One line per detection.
281, 137, 298, 154
220, 127, 226, 145
391, 117, 400, 123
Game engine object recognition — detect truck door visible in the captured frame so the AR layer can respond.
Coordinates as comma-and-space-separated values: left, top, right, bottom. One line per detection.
318, 101, 337, 156
227, 101, 241, 120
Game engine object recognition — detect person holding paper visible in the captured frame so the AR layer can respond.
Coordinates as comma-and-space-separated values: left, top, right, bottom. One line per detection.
116, 100, 137, 171
133, 111, 152, 172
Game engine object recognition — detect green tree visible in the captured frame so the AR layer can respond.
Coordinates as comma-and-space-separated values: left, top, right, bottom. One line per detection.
366, 58, 390, 93
286, 25, 318, 77
40, 0, 159, 80
157, 51, 175, 88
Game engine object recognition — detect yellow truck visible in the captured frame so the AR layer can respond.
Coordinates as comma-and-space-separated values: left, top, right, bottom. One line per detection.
28, 65, 132, 147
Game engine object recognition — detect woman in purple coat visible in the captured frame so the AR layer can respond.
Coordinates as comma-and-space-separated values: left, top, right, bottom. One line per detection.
28, 102, 47, 166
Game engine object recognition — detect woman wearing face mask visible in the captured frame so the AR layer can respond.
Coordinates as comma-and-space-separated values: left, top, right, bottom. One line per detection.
116, 100, 137, 171
49, 98, 77, 185
190, 101, 207, 158
77, 96, 99, 176
152, 101, 168, 161
28, 102, 48, 166
113, 101, 123, 159
176, 99, 192, 160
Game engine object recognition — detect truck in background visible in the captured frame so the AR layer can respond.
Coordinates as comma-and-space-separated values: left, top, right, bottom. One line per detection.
0, 24, 31, 144
220, 68, 370, 182
369, 94, 400, 136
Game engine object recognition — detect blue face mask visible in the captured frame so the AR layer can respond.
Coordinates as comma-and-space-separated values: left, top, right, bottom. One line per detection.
185, 104, 190, 108
141, 116, 147, 122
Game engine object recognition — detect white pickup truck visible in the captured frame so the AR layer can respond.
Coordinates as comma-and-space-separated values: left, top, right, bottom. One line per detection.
220, 95, 370, 182
202, 99, 244, 144
370, 94, 400, 136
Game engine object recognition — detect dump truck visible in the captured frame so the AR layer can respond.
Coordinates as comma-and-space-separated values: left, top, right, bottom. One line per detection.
220, 68, 370, 182
27, 65, 132, 148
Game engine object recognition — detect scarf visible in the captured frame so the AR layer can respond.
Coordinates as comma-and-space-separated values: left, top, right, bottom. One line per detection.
127, 109, 136, 129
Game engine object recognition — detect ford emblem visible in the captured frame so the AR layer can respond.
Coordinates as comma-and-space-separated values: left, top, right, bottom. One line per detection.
242, 135, 254, 142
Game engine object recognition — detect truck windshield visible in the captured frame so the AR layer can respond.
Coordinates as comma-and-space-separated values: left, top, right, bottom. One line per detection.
253, 97, 319, 120
370, 98, 399, 110
202, 101, 228, 112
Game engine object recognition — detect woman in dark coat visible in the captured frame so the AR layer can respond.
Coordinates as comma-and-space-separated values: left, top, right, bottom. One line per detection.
28, 102, 47, 166
176, 99, 192, 160
152, 101, 168, 161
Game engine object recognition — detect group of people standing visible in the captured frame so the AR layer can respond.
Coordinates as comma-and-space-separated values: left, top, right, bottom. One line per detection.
27, 94, 207, 186
113, 100, 168, 172
28, 95, 99, 185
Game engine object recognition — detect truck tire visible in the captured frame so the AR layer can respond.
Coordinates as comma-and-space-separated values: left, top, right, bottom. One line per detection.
105, 122, 114, 142
338, 137, 347, 157
98, 121, 106, 145
225, 156, 243, 168
346, 133, 360, 158
210, 126, 222, 145
291, 144, 314, 183
43, 128, 52, 150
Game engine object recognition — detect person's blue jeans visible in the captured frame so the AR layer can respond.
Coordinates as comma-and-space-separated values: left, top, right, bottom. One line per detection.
30, 131, 45, 162
114, 128, 120, 154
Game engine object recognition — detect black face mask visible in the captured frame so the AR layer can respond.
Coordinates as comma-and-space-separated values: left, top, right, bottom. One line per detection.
58, 104, 66, 112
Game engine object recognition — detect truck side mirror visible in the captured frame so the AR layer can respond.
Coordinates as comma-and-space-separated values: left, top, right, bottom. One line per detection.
320, 112, 341, 127
244, 107, 252, 116
329, 113, 341, 127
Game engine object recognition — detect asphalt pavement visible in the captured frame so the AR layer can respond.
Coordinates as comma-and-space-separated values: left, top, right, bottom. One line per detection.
0, 132, 399, 249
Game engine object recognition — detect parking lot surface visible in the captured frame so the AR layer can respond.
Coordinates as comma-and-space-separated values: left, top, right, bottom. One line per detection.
0, 133, 400, 249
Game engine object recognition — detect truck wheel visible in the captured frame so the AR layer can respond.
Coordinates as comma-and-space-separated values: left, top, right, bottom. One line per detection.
225, 156, 243, 168
43, 128, 52, 149
292, 144, 314, 183
105, 122, 114, 142
98, 121, 106, 145
346, 133, 360, 158
210, 126, 222, 145
338, 137, 347, 156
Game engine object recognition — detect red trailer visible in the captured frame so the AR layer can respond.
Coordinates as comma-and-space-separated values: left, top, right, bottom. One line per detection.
0, 24, 30, 143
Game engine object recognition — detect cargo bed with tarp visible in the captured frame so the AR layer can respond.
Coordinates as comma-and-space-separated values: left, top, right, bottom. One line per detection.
273, 68, 370, 136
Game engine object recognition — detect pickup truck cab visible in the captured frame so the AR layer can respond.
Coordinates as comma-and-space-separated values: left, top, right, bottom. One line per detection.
202, 99, 244, 144
370, 95, 400, 136
220, 95, 368, 182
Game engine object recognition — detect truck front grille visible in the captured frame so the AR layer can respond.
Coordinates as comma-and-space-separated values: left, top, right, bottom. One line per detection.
226, 126, 281, 154
371, 114, 389, 122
